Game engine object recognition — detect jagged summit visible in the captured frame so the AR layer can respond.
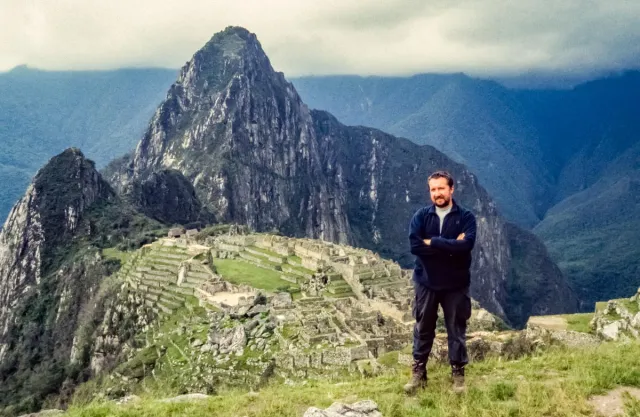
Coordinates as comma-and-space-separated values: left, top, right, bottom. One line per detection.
32, 148, 114, 256
200, 26, 260, 56
174, 25, 282, 97
0, 147, 162, 414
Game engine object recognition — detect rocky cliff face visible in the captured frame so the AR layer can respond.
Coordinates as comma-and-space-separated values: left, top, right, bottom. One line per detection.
0, 149, 158, 415
109, 26, 576, 321
0, 184, 44, 345
125, 169, 215, 226
116, 27, 349, 243
504, 223, 579, 327
0, 149, 113, 343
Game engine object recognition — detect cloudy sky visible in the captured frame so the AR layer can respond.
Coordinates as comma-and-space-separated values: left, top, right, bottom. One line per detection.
2, 0, 639, 79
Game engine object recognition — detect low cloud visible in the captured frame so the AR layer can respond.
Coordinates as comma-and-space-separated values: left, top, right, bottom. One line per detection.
1, 0, 639, 78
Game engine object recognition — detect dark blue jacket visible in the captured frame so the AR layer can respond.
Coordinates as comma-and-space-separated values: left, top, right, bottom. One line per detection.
409, 199, 477, 290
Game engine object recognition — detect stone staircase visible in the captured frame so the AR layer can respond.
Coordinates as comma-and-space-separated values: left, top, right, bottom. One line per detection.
325, 274, 355, 299
357, 263, 406, 292
118, 242, 210, 317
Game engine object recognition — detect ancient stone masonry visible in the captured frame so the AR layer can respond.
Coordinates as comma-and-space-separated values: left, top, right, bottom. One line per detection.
167, 227, 185, 238
207, 232, 413, 317
590, 288, 640, 341
523, 290, 640, 349
96, 230, 513, 398
115, 239, 216, 318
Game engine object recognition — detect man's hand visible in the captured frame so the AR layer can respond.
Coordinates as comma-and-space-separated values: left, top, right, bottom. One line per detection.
457, 233, 465, 241
423, 239, 431, 246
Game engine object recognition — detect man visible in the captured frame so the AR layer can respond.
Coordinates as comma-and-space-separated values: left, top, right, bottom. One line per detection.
404, 170, 477, 395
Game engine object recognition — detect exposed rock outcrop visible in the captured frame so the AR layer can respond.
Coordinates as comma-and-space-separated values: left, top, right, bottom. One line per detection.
591, 289, 640, 341
124, 169, 214, 226
304, 400, 382, 417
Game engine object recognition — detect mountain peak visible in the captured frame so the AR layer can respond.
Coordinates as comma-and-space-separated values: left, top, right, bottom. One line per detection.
200, 26, 257, 56
30, 149, 114, 263
194, 26, 266, 67
164, 26, 278, 103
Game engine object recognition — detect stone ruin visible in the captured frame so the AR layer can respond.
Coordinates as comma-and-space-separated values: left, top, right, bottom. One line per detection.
207, 233, 414, 319
167, 227, 185, 238
590, 287, 640, 341
104, 231, 513, 392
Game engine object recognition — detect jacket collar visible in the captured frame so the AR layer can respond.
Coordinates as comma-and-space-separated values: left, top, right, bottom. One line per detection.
426, 199, 459, 215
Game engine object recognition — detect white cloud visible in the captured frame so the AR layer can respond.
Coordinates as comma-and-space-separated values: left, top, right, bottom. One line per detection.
1, 0, 639, 78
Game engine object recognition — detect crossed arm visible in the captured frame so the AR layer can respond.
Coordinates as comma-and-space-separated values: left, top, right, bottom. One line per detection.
409, 211, 438, 258
426, 211, 477, 254
409, 210, 477, 257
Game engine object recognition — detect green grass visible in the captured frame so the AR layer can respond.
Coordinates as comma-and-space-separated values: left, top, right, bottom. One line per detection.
559, 313, 594, 333
213, 259, 287, 292
247, 246, 284, 259
66, 342, 640, 417
288, 255, 301, 263
623, 299, 640, 314
102, 247, 130, 264
282, 263, 315, 275
595, 299, 639, 317
595, 301, 607, 313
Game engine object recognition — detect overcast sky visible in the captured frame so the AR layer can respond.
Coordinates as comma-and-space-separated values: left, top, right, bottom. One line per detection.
2, 0, 640, 79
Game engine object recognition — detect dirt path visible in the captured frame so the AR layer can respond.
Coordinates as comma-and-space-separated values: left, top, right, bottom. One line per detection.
208, 291, 255, 306
527, 315, 568, 330
589, 387, 640, 416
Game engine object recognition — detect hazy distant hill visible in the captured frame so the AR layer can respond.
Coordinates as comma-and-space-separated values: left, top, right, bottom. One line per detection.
0, 66, 176, 220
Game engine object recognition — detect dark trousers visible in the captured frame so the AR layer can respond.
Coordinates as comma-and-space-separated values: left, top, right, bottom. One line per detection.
412, 282, 471, 366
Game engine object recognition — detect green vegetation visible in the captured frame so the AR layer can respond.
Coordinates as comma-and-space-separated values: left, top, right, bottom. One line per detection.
0, 151, 168, 416
0, 67, 176, 222
195, 224, 244, 240
504, 224, 577, 328
66, 342, 640, 417
247, 246, 283, 259
559, 313, 594, 333
283, 263, 315, 276
536, 198, 640, 310
102, 248, 130, 264
213, 259, 287, 292
624, 299, 640, 314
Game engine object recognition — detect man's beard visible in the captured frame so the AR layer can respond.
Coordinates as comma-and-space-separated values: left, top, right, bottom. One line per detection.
434, 196, 451, 208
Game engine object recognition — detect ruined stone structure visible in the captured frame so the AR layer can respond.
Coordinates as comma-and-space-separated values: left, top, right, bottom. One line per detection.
105, 231, 506, 384
590, 288, 640, 341
208, 232, 414, 322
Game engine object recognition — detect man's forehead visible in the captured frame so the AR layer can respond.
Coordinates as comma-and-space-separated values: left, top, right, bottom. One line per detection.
428, 178, 449, 186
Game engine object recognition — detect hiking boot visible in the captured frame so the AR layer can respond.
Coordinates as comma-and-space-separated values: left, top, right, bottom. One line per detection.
403, 359, 427, 395
451, 365, 465, 394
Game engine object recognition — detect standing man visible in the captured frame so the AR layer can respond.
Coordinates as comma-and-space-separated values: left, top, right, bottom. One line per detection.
404, 171, 477, 395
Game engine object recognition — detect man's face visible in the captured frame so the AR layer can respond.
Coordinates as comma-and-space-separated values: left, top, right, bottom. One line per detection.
429, 177, 454, 208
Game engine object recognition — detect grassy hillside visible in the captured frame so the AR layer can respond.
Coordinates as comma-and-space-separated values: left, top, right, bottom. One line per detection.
66, 342, 640, 417
535, 157, 640, 308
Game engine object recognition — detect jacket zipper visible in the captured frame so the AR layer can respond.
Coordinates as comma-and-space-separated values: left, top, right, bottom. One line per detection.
440, 212, 451, 237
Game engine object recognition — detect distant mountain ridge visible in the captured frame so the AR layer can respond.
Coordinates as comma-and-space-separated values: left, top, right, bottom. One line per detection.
0, 66, 177, 221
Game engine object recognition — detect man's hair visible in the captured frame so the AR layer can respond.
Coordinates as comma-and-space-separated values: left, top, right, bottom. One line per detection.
428, 171, 454, 188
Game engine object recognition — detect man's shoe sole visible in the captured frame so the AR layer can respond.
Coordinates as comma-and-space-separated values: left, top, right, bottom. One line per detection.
403, 381, 427, 395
